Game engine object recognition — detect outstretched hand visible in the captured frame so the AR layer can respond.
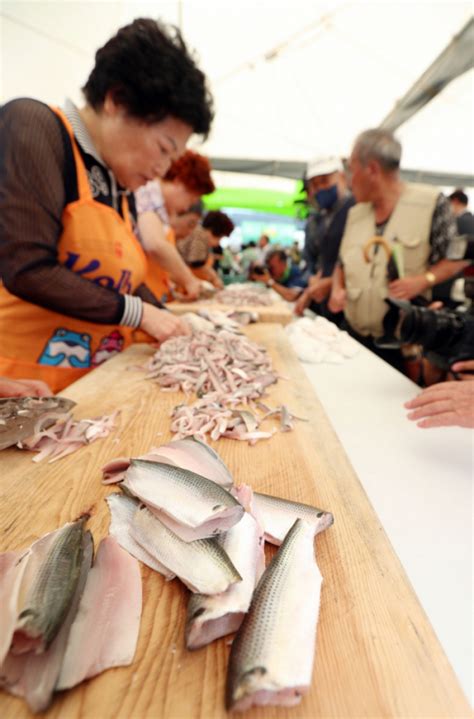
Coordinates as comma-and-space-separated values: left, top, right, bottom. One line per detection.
405, 381, 474, 429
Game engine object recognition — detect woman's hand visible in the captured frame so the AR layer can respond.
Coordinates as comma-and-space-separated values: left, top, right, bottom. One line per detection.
182, 275, 201, 301
0, 377, 53, 398
140, 303, 191, 343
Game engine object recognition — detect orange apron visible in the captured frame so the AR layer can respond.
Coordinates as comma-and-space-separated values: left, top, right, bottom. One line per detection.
0, 107, 147, 393
191, 254, 214, 283
143, 227, 176, 303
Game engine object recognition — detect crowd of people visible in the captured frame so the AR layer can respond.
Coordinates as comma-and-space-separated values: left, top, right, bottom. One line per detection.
0, 17, 472, 430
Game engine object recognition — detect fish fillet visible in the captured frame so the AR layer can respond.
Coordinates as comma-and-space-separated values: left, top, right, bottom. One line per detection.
12, 517, 88, 654
124, 459, 243, 541
130, 505, 241, 595
0, 529, 93, 713
106, 493, 175, 579
57, 536, 141, 690
186, 488, 265, 649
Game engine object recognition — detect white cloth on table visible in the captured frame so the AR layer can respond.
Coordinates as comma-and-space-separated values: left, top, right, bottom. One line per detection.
286, 316, 359, 364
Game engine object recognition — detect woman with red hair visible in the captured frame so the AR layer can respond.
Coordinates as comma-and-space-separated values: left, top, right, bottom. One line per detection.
135, 150, 215, 302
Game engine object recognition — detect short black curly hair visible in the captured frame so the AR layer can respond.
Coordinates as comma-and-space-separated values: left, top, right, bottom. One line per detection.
202, 211, 235, 238
448, 189, 468, 206
82, 18, 214, 137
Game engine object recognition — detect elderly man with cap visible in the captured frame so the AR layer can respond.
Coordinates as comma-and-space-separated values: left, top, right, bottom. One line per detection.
295, 156, 355, 320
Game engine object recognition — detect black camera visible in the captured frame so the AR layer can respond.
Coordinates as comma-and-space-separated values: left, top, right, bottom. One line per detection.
377, 298, 474, 371
250, 266, 266, 277
376, 233, 474, 371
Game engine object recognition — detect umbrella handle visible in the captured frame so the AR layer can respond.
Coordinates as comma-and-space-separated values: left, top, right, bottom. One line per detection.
363, 236, 392, 263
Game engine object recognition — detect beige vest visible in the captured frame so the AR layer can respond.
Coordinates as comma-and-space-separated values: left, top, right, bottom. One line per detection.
340, 182, 438, 337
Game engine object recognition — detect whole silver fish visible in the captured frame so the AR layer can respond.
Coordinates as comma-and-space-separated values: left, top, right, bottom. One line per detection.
124, 459, 243, 541
226, 519, 322, 711
130, 505, 242, 595
253, 491, 334, 545
11, 516, 88, 654
0, 397, 75, 451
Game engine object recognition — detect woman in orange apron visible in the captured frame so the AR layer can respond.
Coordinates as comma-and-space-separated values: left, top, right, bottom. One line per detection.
0, 18, 213, 393
135, 150, 215, 303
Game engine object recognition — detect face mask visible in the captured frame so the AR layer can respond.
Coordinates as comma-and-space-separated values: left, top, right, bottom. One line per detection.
314, 184, 338, 210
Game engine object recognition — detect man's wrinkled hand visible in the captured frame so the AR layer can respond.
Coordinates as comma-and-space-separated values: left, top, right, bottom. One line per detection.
388, 275, 429, 300
294, 289, 310, 316
405, 381, 474, 428
310, 280, 329, 304
328, 287, 346, 313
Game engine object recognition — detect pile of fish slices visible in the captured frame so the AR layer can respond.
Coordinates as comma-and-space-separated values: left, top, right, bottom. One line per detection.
213, 284, 276, 307
0, 517, 141, 713
145, 329, 303, 444
104, 436, 334, 711
18, 410, 120, 463
0, 396, 119, 463
0, 396, 75, 451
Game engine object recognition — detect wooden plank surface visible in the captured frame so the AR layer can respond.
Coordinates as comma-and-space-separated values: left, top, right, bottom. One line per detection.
167, 300, 293, 325
0, 325, 470, 719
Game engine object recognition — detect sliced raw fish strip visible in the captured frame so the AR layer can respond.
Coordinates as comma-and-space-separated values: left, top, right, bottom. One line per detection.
57, 536, 141, 690
130, 505, 241, 595
226, 519, 322, 711
0, 530, 93, 713
186, 486, 265, 650
106, 493, 175, 579
123, 459, 243, 541
253, 491, 334, 546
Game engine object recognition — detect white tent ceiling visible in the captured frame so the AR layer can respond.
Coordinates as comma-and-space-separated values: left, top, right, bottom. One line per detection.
1, 0, 473, 181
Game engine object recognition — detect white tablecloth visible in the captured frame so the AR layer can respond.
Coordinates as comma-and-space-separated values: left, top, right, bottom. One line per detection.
302, 341, 473, 702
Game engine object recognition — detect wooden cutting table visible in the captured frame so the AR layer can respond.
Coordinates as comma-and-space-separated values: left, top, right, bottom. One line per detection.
167, 300, 294, 325
0, 325, 470, 719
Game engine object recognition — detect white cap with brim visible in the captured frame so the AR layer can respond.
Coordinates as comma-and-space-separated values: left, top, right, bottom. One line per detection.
306, 155, 343, 180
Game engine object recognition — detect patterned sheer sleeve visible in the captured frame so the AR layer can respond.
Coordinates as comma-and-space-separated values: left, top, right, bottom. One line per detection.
0, 99, 126, 324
